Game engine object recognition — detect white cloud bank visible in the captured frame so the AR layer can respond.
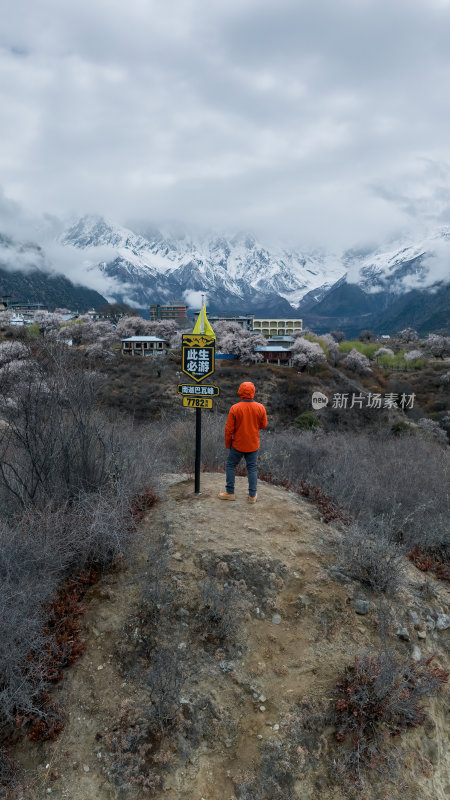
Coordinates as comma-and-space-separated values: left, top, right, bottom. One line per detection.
1, 0, 450, 250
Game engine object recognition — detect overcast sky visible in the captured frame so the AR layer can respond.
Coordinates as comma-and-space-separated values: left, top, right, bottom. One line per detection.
2, 0, 450, 249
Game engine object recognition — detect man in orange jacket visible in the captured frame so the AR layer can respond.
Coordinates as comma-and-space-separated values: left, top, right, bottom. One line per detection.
219, 381, 268, 504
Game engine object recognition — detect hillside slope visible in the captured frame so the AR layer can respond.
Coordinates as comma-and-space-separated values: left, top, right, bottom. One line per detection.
0, 266, 107, 312
11, 474, 449, 800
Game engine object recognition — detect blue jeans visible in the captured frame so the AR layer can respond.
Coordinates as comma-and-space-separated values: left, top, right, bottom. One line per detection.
226, 446, 258, 497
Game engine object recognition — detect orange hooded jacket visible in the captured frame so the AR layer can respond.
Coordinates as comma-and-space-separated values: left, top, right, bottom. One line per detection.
225, 382, 268, 452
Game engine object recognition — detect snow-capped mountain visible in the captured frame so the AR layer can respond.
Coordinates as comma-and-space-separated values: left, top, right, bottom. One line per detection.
1, 212, 448, 332
342, 228, 450, 294
297, 230, 450, 334
60, 215, 344, 313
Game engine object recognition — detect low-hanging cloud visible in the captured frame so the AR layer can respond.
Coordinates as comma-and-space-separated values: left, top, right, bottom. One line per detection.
183, 290, 208, 309
0, 196, 130, 301
1, 0, 450, 249
43, 242, 124, 298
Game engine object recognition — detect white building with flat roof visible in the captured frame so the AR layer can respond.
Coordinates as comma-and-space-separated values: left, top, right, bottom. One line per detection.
121, 336, 169, 356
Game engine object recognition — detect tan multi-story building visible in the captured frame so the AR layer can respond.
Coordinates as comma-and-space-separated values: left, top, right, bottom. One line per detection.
253, 318, 302, 337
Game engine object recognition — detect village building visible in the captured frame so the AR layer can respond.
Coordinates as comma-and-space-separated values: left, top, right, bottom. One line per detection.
253, 318, 302, 337
121, 335, 169, 356
150, 303, 188, 321
266, 334, 296, 346
203, 313, 254, 331
254, 345, 293, 366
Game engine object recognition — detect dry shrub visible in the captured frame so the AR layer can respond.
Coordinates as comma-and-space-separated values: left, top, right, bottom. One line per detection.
198, 576, 247, 649
334, 651, 449, 780
103, 700, 171, 794
409, 548, 450, 582
130, 488, 158, 524
338, 523, 405, 595
259, 428, 449, 560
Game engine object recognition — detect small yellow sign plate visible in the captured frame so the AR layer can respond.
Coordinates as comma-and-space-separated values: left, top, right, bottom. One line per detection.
182, 396, 213, 409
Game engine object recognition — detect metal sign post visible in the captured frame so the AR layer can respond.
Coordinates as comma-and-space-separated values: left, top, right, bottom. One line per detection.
195, 404, 202, 493
181, 332, 216, 494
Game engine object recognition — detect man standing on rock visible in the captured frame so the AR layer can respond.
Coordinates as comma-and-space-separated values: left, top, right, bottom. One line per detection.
219, 381, 268, 504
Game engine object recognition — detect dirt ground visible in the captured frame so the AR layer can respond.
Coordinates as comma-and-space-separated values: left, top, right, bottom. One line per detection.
9, 473, 449, 800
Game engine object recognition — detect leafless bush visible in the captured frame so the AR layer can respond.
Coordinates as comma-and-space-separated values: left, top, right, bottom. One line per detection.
0, 342, 162, 515
235, 739, 299, 800
0, 518, 62, 741
144, 644, 187, 733
234, 703, 328, 800
338, 523, 406, 595
417, 417, 448, 445
103, 700, 170, 794
198, 576, 247, 648
334, 650, 449, 780
142, 531, 174, 622
260, 429, 449, 560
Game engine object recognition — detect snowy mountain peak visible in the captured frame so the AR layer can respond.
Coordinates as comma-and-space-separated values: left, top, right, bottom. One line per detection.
55, 216, 450, 319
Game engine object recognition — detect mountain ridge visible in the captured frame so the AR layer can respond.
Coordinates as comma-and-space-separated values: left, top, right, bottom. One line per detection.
0, 215, 448, 332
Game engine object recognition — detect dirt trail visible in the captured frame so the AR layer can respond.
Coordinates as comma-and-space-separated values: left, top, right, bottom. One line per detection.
10, 474, 449, 800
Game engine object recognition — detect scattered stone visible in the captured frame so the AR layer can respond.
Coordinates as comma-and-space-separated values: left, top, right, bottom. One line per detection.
397, 626, 410, 641
417, 630, 427, 640
409, 610, 421, 628
259, 705, 266, 712
173, 552, 183, 561
219, 661, 234, 674
412, 646, 421, 662
354, 599, 370, 615
257, 734, 263, 739
329, 568, 349, 584
436, 614, 450, 631
96, 752, 102, 760
224, 738, 233, 748
176, 607, 190, 618
272, 614, 282, 625
83, 765, 90, 773
426, 615, 436, 631
252, 692, 259, 700
178, 642, 187, 650
97, 665, 103, 670
99, 588, 115, 600
273, 724, 280, 731
255, 607, 265, 619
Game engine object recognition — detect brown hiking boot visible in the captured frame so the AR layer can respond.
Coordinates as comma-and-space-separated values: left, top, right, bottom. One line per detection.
218, 492, 235, 501
248, 492, 258, 504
